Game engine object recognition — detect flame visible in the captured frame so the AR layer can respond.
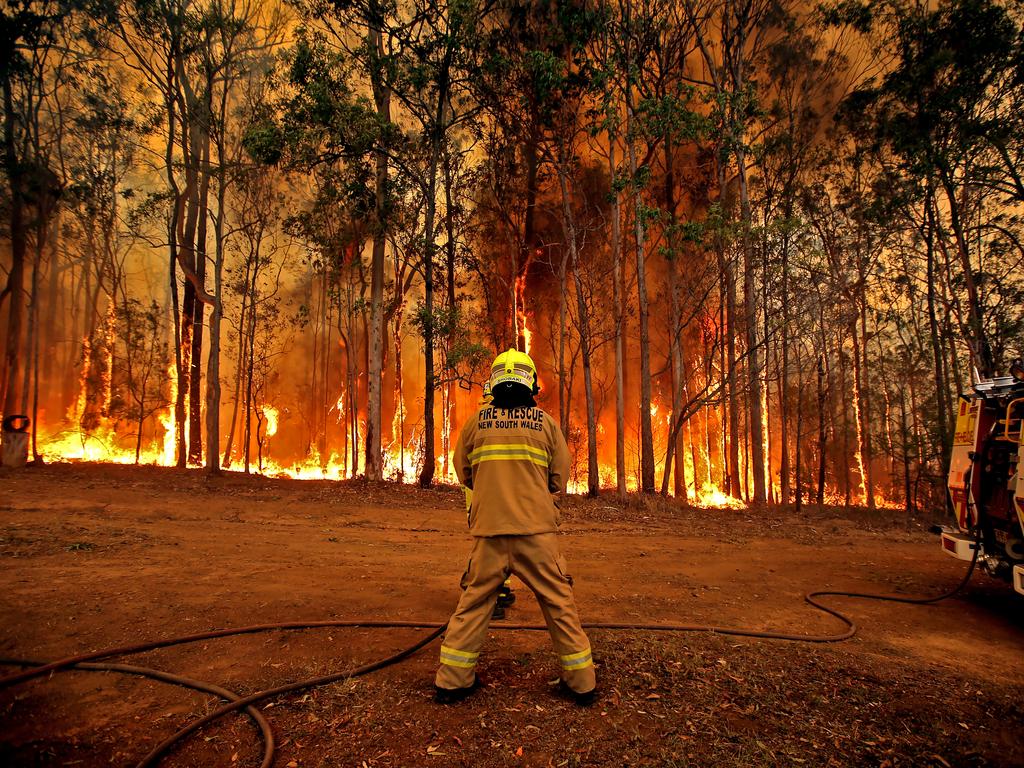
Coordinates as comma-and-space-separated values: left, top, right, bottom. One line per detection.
102, 303, 115, 416
694, 482, 745, 509
851, 363, 869, 506
69, 336, 90, 426
514, 273, 532, 354
33, 347, 895, 510
159, 360, 177, 465
261, 405, 279, 438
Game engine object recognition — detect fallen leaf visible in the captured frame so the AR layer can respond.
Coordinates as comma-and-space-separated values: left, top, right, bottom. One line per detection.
515, 746, 524, 757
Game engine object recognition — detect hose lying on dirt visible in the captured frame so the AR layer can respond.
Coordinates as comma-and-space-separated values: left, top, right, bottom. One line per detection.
0, 657, 275, 768
0, 542, 981, 768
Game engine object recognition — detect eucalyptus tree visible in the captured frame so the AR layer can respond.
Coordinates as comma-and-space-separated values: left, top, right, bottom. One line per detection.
116, 0, 281, 472
385, 0, 493, 487
530, 0, 609, 496
838, 0, 1024, 379
1, 0, 98, 462
682, 0, 790, 503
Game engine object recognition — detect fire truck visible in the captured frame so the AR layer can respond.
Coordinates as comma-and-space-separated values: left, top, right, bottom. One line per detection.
940, 365, 1024, 596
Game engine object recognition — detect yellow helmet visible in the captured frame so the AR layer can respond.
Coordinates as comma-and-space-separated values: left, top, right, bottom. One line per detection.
490, 348, 538, 393
480, 379, 493, 405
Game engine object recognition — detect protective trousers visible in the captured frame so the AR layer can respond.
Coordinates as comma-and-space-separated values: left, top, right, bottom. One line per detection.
435, 533, 596, 694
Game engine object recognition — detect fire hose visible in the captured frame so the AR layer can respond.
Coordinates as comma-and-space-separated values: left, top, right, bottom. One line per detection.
0, 541, 981, 768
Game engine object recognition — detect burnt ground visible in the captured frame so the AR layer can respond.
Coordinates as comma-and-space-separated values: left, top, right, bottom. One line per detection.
1, 463, 1022, 768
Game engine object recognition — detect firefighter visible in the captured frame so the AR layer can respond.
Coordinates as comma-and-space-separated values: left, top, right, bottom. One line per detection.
435, 348, 597, 705
463, 380, 516, 619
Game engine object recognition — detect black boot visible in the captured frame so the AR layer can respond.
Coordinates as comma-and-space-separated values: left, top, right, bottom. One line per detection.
556, 680, 597, 707
434, 676, 482, 704
496, 585, 515, 608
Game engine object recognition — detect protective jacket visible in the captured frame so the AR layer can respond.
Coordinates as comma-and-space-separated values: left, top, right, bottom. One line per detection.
453, 405, 570, 536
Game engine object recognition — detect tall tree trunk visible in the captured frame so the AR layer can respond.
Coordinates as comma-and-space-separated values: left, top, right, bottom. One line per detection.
206, 90, 232, 476
736, 144, 766, 504
442, 145, 459, 481
1, 75, 27, 432
778, 224, 791, 504
558, 247, 569, 438
243, 276, 257, 473
557, 161, 598, 496
624, 69, 655, 493
188, 120, 210, 466
714, 155, 741, 497
518, 116, 539, 352
795, 345, 804, 514
609, 137, 626, 497
365, 13, 390, 482
858, 293, 875, 508
221, 287, 247, 468
816, 351, 827, 506
900, 386, 912, 516
851, 317, 874, 508
165, 50, 188, 468
925, 192, 951, 464
938, 172, 994, 376
42, 210, 60, 399
27, 215, 46, 461
664, 135, 687, 500
417, 43, 456, 487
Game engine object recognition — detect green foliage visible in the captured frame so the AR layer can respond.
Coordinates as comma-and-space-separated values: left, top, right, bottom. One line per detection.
841, 0, 1023, 179
635, 92, 707, 144
411, 303, 490, 387
242, 118, 284, 165
817, 0, 874, 34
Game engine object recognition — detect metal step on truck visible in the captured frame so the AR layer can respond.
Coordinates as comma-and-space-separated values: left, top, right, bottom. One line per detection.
941, 365, 1024, 596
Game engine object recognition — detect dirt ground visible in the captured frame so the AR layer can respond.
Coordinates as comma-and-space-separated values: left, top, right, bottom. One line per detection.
1, 464, 1023, 768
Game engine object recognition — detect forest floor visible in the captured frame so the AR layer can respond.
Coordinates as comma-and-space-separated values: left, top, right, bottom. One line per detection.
1, 463, 1023, 768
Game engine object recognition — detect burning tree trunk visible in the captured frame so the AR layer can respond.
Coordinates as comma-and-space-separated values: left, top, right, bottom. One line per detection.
850, 314, 874, 509
816, 350, 827, 506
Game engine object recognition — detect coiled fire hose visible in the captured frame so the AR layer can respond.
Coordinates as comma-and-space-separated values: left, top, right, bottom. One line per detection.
0, 540, 981, 768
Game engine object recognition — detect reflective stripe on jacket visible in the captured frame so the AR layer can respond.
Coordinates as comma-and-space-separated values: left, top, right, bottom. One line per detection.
454, 405, 570, 536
